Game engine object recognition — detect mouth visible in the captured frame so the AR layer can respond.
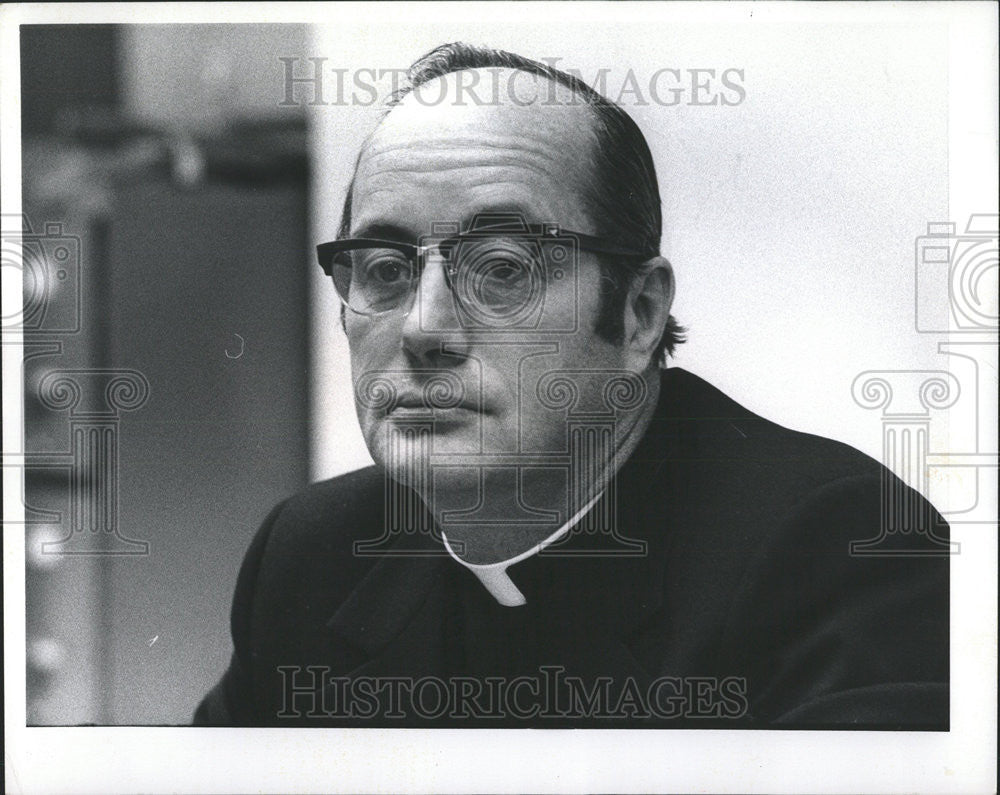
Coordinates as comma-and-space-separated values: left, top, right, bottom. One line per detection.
388, 392, 483, 415
386, 403, 481, 434
389, 402, 480, 415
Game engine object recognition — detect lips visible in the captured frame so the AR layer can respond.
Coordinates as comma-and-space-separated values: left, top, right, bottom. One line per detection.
389, 390, 481, 413
390, 399, 478, 413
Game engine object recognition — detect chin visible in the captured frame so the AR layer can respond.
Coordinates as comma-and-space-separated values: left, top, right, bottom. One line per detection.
367, 421, 445, 488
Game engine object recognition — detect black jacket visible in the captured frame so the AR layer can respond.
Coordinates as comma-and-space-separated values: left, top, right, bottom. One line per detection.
194, 368, 949, 728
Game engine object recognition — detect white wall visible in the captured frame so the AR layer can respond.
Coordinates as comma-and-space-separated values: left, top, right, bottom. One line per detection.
308, 6, 993, 506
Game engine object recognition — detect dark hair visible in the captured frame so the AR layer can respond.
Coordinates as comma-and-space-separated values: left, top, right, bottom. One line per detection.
338, 42, 685, 359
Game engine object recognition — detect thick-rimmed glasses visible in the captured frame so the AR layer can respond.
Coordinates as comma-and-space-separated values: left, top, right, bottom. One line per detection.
317, 220, 649, 325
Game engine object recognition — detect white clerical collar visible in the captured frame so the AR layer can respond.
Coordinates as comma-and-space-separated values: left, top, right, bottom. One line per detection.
441, 491, 605, 607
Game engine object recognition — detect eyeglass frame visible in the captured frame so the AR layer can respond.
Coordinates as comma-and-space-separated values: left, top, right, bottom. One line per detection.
316, 223, 652, 317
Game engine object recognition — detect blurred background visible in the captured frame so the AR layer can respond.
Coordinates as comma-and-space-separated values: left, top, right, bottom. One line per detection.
20, 24, 312, 725
18, 18, 969, 724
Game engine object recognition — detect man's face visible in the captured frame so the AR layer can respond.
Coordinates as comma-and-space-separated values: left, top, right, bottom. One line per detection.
344, 69, 639, 497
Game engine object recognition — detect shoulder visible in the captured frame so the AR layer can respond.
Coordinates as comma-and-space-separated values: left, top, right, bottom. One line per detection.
266, 465, 386, 550
648, 367, 948, 626
653, 367, 887, 525
256, 466, 385, 561
241, 466, 388, 612
656, 368, 952, 565
662, 366, 878, 464
652, 370, 949, 725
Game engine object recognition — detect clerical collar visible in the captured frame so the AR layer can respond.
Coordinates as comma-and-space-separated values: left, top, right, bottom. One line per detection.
441, 492, 605, 607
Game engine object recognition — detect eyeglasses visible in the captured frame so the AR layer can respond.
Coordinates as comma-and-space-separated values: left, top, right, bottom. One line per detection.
317, 219, 649, 323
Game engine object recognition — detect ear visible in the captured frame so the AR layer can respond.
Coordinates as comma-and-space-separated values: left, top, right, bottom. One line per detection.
623, 256, 675, 369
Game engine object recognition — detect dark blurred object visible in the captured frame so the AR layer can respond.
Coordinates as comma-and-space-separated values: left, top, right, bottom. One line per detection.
95, 177, 310, 723
23, 148, 312, 723
52, 106, 161, 149
21, 25, 121, 136
23, 113, 308, 217
22, 23, 308, 190
197, 117, 309, 186
22, 24, 311, 723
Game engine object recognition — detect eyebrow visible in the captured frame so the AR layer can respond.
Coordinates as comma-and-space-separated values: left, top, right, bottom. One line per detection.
351, 203, 544, 242
349, 221, 416, 242
458, 203, 540, 231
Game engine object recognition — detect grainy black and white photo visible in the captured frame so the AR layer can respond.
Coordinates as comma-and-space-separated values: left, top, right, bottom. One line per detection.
2, 3, 996, 793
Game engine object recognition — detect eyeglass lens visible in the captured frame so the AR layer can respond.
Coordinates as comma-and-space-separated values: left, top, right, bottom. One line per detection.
333, 236, 551, 320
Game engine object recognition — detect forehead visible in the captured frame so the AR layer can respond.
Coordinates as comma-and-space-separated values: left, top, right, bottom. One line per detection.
351, 68, 599, 236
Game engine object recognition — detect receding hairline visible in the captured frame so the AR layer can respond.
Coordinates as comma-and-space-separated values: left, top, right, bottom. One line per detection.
367, 67, 601, 155
393, 65, 594, 108
346, 67, 607, 228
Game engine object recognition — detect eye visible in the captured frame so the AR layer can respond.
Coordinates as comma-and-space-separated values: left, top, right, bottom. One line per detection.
359, 251, 413, 286
471, 255, 535, 310
481, 257, 529, 285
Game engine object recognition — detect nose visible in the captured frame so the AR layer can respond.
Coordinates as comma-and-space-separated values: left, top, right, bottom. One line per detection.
400, 253, 467, 363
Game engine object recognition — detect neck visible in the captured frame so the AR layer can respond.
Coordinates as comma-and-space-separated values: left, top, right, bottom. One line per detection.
434, 369, 662, 564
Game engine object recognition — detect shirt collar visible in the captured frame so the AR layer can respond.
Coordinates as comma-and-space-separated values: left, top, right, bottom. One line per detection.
441, 491, 605, 607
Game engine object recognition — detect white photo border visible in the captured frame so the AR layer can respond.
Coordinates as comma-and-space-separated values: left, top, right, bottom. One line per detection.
3, 2, 996, 793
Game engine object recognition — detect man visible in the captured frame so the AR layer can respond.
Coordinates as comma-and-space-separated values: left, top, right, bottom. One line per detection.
195, 43, 949, 727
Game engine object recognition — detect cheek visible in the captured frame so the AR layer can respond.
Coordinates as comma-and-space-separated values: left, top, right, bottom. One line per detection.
346, 314, 399, 372
547, 258, 605, 332
346, 320, 395, 433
